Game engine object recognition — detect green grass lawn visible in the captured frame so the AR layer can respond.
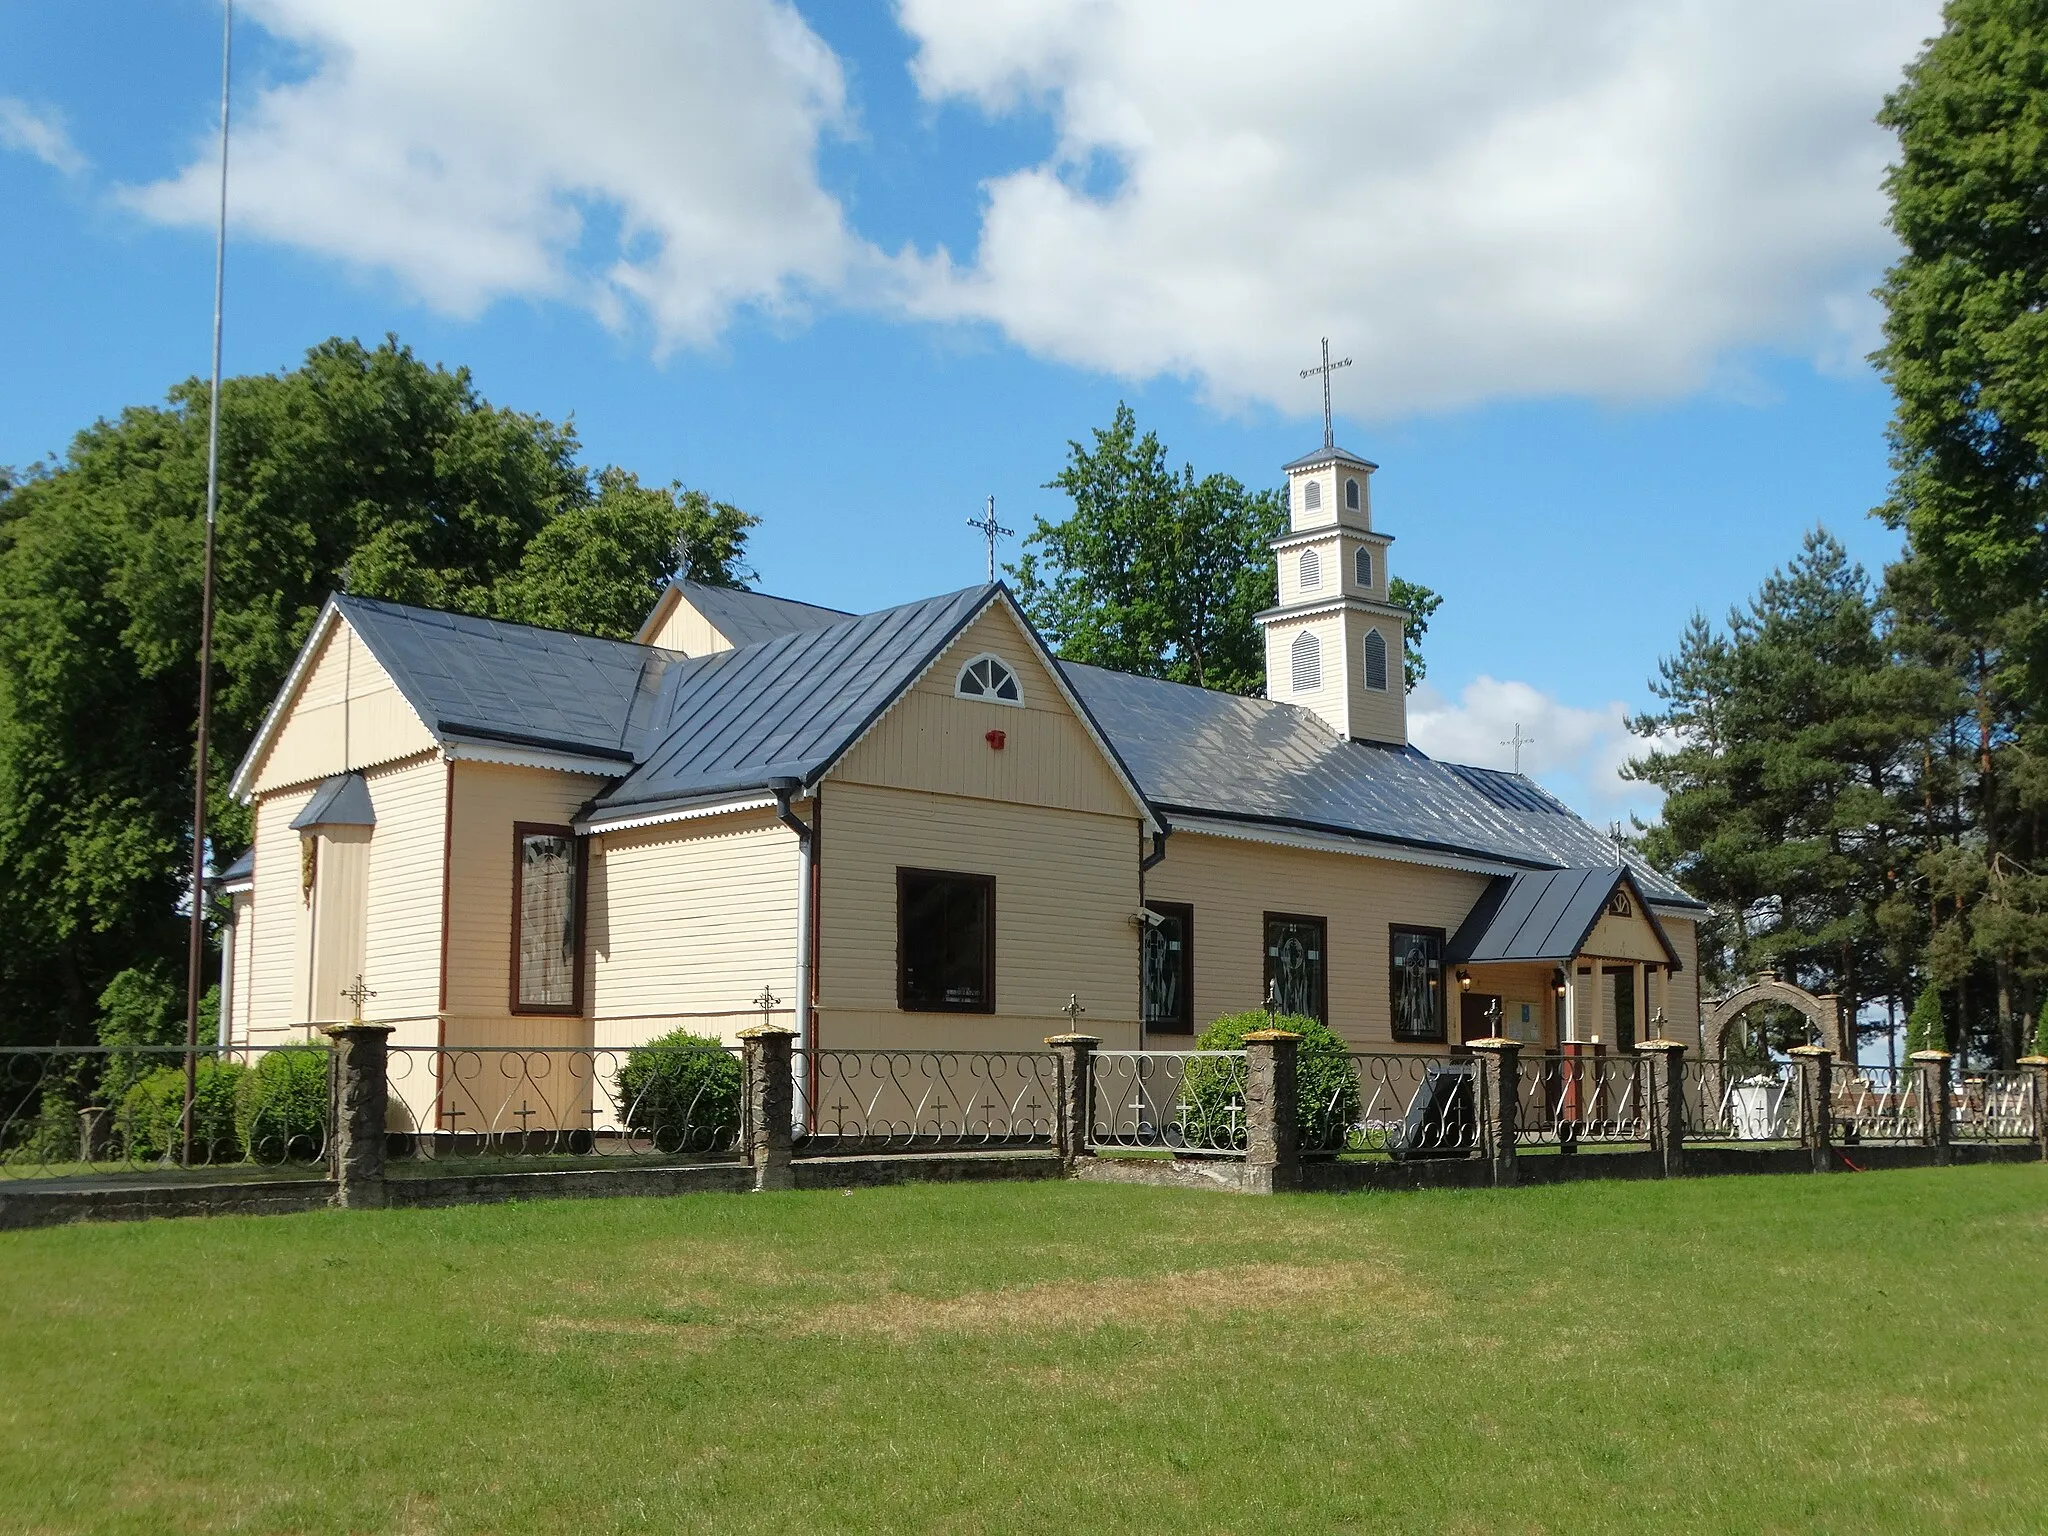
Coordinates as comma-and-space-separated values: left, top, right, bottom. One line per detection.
4, 1167, 2047, 1534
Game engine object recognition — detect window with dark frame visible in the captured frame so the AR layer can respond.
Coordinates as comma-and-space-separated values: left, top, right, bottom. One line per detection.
898, 868, 995, 1013
512, 824, 582, 1013
1389, 925, 1446, 1042
1141, 902, 1194, 1034
1264, 913, 1327, 1022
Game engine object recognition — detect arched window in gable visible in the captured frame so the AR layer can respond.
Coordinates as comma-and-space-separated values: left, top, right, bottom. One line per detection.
1364, 628, 1389, 692
1303, 480, 1323, 510
1355, 547, 1372, 587
1345, 477, 1361, 510
955, 653, 1023, 706
1291, 632, 1322, 693
1299, 548, 1320, 590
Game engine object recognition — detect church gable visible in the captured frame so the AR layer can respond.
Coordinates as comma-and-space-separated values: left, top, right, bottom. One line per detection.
243, 614, 436, 796
828, 602, 1140, 821
1582, 883, 1682, 967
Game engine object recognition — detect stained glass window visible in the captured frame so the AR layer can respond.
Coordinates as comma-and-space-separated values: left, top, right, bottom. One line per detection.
898, 869, 995, 1012
1389, 926, 1445, 1042
1142, 903, 1193, 1034
1264, 914, 1327, 1021
516, 828, 579, 1012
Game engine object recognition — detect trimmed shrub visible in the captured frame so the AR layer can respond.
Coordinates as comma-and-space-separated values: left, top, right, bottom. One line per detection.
1905, 986, 1946, 1058
615, 1030, 741, 1154
1, 1090, 84, 1168
118, 1061, 247, 1164
236, 1050, 331, 1163
1180, 1010, 1360, 1153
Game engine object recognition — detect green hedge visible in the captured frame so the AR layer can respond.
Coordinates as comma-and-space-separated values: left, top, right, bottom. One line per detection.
236, 1050, 330, 1163
119, 1061, 247, 1163
615, 1030, 741, 1155
1180, 1011, 1360, 1153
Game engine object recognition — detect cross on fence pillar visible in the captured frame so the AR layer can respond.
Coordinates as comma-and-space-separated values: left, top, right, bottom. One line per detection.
1911, 1049, 1953, 1166
1789, 1045, 1832, 1173
739, 1024, 797, 1192
1043, 1031, 1099, 1170
1242, 1030, 1301, 1194
1635, 1038, 1687, 1179
2019, 1055, 2048, 1163
323, 1023, 393, 1208
1465, 1037, 1520, 1187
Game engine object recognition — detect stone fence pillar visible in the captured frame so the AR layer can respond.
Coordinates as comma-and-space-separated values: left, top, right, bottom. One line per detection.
1637, 1039, 1688, 1179
1788, 1045, 1832, 1172
1043, 1033, 1100, 1169
739, 1024, 797, 1192
2020, 1056, 2048, 1162
324, 1023, 393, 1209
1243, 1030, 1300, 1194
1466, 1038, 1520, 1187
1911, 1049, 1953, 1166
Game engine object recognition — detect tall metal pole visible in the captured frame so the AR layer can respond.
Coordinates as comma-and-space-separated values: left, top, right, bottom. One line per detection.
183, 0, 233, 1167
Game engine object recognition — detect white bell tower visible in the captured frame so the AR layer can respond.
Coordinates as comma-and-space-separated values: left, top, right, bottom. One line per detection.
1254, 442, 1409, 745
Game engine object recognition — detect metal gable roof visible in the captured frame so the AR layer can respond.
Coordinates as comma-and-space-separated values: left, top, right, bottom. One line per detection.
290, 771, 376, 829
336, 595, 674, 762
1059, 662, 1703, 908
1447, 866, 1683, 968
668, 580, 852, 648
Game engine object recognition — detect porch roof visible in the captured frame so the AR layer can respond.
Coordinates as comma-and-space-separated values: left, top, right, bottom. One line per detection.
1446, 865, 1682, 969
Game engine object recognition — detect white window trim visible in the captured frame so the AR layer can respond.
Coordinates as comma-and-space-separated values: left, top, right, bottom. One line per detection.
954, 652, 1026, 708
1364, 628, 1389, 692
1298, 549, 1320, 591
1290, 631, 1322, 693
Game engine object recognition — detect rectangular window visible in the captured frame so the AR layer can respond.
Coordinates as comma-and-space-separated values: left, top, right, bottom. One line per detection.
1264, 913, 1328, 1022
898, 868, 995, 1013
1389, 926, 1446, 1042
1611, 965, 1637, 1051
1142, 902, 1194, 1035
512, 824, 582, 1013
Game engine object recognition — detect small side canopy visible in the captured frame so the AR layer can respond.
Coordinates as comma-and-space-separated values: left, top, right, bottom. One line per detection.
290, 771, 376, 831
1448, 865, 1681, 970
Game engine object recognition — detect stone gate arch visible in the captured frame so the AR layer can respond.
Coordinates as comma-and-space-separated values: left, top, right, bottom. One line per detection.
1704, 977, 1849, 1060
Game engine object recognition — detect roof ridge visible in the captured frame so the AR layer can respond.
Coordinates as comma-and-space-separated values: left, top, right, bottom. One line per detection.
337, 591, 676, 657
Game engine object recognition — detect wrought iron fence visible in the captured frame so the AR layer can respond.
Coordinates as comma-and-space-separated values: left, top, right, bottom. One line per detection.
1955, 1072, 2038, 1142
1832, 1065, 1923, 1144
794, 1050, 1057, 1152
1087, 1050, 1249, 1156
0, 1044, 332, 1180
1514, 1052, 1653, 1147
384, 1043, 744, 1163
1680, 1058, 1801, 1142
1303, 1053, 1478, 1159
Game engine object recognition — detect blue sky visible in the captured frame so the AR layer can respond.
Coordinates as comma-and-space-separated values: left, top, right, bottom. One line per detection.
0, 1, 1943, 820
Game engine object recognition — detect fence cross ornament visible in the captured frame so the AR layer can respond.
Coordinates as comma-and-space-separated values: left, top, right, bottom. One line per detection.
752, 984, 781, 1030
1062, 993, 1086, 1029
341, 974, 376, 1023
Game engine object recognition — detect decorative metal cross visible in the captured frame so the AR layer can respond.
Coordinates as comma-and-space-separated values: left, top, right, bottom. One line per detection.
966, 494, 1013, 583
752, 984, 781, 1030
341, 974, 376, 1023
1299, 337, 1353, 451
513, 1102, 537, 1133
1500, 721, 1535, 773
1265, 978, 1281, 1025
1062, 993, 1086, 1029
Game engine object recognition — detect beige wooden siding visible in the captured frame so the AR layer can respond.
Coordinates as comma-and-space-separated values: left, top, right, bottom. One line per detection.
587, 807, 798, 1048
359, 755, 448, 1034
250, 620, 436, 793
816, 781, 1141, 1052
1145, 830, 1490, 1050
1584, 905, 1676, 964
832, 605, 1138, 820
223, 892, 256, 1047
442, 760, 612, 1028
307, 826, 371, 1024
243, 783, 317, 1039
1659, 916, 1702, 1047
645, 598, 731, 656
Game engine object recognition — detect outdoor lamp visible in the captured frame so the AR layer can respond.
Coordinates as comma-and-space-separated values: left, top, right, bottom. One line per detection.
1553, 969, 1568, 996
1457, 968, 1471, 991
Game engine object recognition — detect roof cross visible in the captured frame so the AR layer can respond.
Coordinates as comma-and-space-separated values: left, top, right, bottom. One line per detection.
1501, 721, 1535, 773
966, 495, 1013, 584
1299, 337, 1353, 451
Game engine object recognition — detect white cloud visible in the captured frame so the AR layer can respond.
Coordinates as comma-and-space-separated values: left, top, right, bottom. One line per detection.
1, 97, 88, 175
896, 0, 1940, 416
1408, 675, 1666, 824
124, 0, 861, 350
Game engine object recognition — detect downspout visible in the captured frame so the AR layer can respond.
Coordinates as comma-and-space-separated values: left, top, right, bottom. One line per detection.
768, 778, 814, 1131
